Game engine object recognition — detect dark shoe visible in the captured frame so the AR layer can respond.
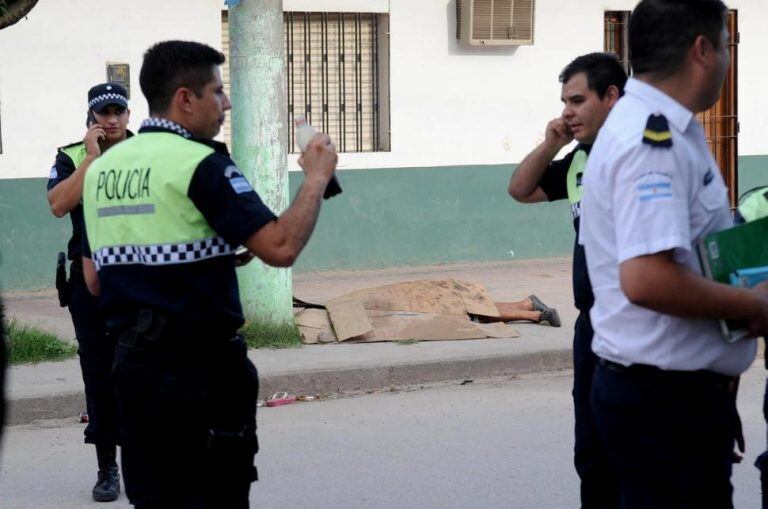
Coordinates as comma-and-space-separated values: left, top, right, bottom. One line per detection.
540, 308, 561, 328
528, 294, 550, 313
92, 466, 120, 502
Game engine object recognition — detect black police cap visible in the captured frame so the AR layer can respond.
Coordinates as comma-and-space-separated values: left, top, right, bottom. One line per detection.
87, 83, 128, 113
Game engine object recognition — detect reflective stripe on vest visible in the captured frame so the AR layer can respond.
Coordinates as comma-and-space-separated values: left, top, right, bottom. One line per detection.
83, 132, 233, 270
566, 148, 588, 219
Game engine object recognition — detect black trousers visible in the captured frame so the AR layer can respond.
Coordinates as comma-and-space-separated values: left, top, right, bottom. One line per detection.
113, 325, 259, 509
67, 270, 118, 446
592, 360, 736, 509
572, 313, 618, 508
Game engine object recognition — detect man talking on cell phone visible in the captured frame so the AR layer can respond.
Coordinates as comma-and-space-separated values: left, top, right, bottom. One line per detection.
508, 53, 626, 509
46, 83, 132, 502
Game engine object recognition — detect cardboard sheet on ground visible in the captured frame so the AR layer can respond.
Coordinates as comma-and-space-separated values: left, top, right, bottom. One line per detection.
294, 279, 519, 344
293, 308, 337, 344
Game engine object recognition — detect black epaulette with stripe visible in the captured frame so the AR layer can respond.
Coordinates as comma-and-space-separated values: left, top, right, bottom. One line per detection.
642, 114, 672, 148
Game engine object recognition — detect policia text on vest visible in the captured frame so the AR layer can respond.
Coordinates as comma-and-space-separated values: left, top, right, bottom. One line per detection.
94, 168, 151, 202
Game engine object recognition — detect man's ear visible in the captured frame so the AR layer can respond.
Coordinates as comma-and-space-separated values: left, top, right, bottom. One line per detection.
691, 34, 715, 69
172, 87, 195, 114
604, 84, 621, 107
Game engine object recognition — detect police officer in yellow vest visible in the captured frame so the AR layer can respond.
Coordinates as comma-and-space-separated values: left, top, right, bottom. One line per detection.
508, 53, 626, 509
81, 41, 337, 509
47, 83, 131, 502
735, 186, 768, 507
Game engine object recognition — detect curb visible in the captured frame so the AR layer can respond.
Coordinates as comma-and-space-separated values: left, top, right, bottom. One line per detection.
7, 348, 573, 425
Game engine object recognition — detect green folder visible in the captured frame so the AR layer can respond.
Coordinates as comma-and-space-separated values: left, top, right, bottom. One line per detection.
697, 215, 768, 342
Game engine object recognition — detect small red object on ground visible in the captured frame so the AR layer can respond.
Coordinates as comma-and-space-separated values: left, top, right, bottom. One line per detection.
79, 412, 89, 423
266, 392, 297, 407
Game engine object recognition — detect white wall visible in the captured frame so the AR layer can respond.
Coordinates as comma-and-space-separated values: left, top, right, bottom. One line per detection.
0, 0, 223, 180
317, 0, 768, 171
1, 0, 765, 180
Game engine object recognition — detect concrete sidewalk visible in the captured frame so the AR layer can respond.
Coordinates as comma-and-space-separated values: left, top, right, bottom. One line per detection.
3, 257, 576, 425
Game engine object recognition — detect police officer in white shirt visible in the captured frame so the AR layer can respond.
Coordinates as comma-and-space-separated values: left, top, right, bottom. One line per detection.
580, 0, 768, 507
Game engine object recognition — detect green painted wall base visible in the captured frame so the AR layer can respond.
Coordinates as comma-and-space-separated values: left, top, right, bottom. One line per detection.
0, 179, 71, 291
2, 156, 766, 291
289, 164, 574, 273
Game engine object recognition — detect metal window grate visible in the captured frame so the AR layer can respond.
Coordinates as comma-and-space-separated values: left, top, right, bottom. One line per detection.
285, 12, 381, 153
221, 11, 388, 153
604, 11, 631, 75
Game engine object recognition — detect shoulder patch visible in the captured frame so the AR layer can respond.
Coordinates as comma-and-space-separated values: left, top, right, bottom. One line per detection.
642, 114, 672, 148
634, 171, 674, 203
224, 165, 253, 194
57, 140, 84, 151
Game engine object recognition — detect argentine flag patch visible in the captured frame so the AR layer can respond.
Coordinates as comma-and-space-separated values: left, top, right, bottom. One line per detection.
229, 177, 253, 194
224, 165, 253, 194
635, 172, 673, 203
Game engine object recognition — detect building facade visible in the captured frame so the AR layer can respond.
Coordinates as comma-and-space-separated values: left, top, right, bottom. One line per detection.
0, 0, 765, 290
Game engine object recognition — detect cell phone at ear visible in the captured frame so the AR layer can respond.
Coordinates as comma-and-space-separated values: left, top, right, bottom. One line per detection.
87, 110, 97, 127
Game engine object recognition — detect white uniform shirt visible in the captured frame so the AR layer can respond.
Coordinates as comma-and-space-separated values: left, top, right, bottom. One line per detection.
580, 78, 756, 376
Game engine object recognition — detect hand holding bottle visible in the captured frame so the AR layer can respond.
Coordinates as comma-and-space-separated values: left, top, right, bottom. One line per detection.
295, 115, 342, 199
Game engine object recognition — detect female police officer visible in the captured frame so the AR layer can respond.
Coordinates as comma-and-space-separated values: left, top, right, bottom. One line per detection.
47, 83, 131, 502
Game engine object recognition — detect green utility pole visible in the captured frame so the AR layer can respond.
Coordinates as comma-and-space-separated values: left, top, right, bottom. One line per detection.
229, 0, 292, 325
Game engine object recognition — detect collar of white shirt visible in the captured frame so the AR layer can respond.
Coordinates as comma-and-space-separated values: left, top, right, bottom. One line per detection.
624, 77, 694, 133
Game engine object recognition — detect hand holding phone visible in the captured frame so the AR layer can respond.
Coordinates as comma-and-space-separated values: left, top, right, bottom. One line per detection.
83, 111, 106, 157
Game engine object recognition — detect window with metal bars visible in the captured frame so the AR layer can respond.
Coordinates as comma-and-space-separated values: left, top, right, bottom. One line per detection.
285, 12, 390, 153
604, 12, 631, 75
221, 11, 390, 154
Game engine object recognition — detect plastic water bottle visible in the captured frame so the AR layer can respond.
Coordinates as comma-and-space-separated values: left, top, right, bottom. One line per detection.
294, 115, 342, 199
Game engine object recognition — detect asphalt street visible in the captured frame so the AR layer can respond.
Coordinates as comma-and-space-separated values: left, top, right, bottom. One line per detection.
1, 364, 766, 508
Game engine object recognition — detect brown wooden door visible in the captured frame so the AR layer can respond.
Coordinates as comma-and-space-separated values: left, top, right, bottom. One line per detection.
697, 10, 738, 207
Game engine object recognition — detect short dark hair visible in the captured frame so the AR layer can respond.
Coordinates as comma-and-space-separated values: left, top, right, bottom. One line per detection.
139, 40, 226, 114
559, 53, 628, 99
629, 0, 728, 77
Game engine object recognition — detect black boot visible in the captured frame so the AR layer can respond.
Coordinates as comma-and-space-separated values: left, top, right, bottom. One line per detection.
93, 443, 120, 502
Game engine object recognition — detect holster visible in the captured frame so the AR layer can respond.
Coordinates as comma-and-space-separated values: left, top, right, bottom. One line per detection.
55, 252, 70, 308
117, 308, 168, 349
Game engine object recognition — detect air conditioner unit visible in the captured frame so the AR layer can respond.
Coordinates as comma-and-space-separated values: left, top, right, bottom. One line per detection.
457, 0, 535, 46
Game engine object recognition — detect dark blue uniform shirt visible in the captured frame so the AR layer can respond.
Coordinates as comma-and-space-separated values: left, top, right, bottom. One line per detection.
538, 144, 595, 313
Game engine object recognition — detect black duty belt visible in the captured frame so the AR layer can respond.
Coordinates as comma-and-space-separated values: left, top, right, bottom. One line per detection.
598, 358, 732, 387
116, 308, 239, 350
